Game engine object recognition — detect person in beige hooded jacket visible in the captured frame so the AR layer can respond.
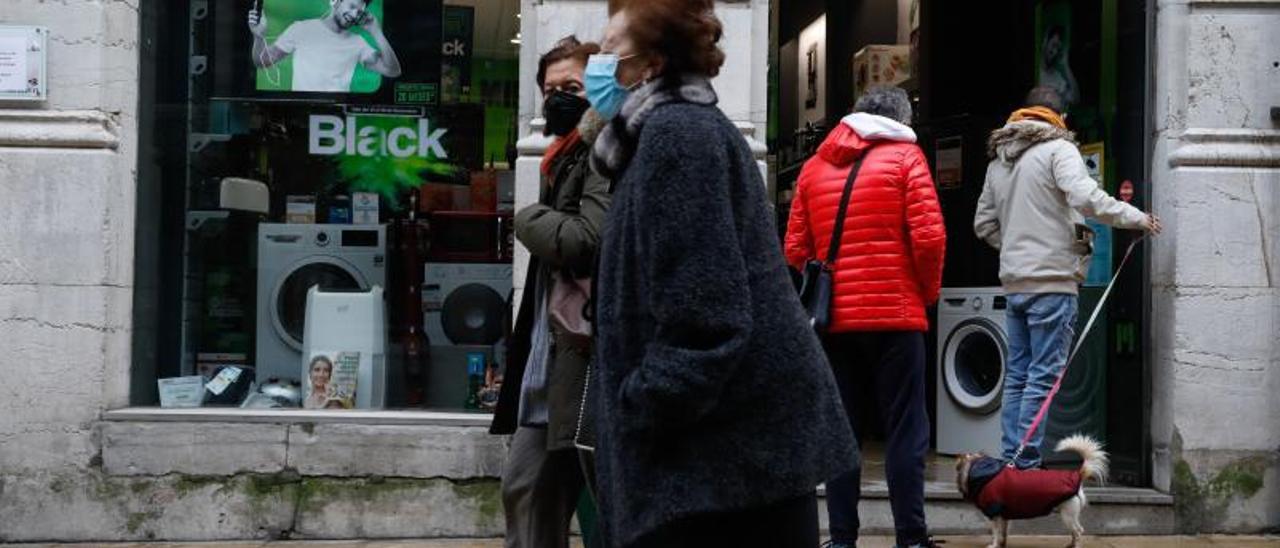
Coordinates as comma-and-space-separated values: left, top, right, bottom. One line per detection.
974, 87, 1160, 469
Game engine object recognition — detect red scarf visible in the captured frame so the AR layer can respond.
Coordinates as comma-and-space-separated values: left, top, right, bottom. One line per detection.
541, 130, 583, 178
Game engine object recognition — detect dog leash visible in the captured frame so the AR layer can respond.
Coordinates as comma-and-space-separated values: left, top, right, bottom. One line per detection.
1008, 234, 1146, 467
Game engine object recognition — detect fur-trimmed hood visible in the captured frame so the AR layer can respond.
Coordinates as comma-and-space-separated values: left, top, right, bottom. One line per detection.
987, 120, 1077, 163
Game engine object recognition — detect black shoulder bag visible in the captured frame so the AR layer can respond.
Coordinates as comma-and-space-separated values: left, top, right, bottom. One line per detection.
797, 147, 875, 332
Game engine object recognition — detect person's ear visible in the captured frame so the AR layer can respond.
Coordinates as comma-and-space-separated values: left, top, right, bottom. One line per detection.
645, 56, 666, 82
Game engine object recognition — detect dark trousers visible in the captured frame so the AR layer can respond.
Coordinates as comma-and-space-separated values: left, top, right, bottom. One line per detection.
823, 331, 930, 546
629, 493, 819, 548
502, 427, 585, 548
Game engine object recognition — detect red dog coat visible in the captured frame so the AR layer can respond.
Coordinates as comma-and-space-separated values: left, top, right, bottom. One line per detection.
965, 456, 1083, 520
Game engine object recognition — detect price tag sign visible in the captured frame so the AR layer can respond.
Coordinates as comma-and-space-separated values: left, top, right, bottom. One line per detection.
0, 26, 47, 101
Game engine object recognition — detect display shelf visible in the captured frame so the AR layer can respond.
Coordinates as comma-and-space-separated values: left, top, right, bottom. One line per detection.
104, 406, 494, 427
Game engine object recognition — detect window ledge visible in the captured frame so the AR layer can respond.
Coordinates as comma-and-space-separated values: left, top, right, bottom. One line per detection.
103, 407, 494, 427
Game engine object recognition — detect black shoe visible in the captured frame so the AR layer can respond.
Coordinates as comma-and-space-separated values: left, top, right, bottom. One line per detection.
821, 541, 855, 548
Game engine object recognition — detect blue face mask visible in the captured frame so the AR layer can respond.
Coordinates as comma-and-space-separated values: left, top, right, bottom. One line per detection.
585, 53, 639, 120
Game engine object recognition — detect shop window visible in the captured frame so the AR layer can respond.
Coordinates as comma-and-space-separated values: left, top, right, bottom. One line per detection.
135, 0, 523, 413
769, 0, 1151, 485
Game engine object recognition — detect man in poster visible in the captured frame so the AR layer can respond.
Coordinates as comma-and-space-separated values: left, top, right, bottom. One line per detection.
249, 0, 402, 92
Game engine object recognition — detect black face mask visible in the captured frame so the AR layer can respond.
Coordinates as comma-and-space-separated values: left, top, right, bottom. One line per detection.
543, 90, 590, 137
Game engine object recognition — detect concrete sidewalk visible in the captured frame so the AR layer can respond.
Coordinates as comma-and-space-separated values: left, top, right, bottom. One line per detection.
4, 537, 1278, 547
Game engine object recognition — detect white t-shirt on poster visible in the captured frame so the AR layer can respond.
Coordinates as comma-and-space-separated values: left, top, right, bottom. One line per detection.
276, 19, 376, 92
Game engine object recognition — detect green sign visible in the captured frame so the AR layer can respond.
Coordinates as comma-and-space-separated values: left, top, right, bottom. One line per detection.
396, 82, 438, 105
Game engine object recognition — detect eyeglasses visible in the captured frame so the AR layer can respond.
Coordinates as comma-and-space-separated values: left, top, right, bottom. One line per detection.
596, 52, 639, 62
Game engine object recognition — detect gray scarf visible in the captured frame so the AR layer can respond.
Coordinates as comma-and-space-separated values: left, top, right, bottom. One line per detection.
590, 74, 719, 179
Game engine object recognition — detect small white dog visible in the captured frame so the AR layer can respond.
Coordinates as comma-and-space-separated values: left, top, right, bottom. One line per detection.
954, 435, 1109, 548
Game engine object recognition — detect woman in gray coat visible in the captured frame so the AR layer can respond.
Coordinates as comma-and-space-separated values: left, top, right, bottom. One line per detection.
585, 2, 854, 546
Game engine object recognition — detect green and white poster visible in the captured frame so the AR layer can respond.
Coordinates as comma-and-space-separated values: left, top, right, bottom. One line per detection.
246, 0, 441, 103
253, 0, 390, 93
1035, 0, 1078, 108
441, 5, 474, 103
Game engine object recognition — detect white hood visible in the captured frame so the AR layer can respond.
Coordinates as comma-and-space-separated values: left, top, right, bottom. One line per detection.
841, 112, 917, 143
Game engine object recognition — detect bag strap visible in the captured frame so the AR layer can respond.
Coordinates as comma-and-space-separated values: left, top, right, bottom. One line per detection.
825, 146, 877, 264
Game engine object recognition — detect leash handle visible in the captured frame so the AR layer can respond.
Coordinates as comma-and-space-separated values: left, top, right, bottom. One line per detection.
1009, 235, 1145, 466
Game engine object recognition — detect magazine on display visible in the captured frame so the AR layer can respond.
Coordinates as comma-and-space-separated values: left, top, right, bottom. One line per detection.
303, 350, 360, 409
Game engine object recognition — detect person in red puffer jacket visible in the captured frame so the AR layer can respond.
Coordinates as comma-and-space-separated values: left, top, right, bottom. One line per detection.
784, 85, 946, 548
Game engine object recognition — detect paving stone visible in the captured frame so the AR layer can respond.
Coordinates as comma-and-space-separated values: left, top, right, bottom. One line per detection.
3, 536, 1275, 547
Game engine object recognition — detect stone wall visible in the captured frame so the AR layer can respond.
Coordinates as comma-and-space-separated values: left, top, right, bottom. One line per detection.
0, 0, 139, 533
1, 419, 506, 541
1149, 0, 1280, 533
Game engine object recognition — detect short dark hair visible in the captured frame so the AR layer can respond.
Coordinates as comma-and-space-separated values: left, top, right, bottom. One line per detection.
536, 36, 601, 90
1026, 86, 1065, 113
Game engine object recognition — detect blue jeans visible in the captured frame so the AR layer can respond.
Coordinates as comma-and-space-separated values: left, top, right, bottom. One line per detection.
1001, 293, 1078, 469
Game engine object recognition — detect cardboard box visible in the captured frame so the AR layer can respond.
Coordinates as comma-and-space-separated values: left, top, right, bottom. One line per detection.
286, 195, 316, 224
853, 45, 912, 99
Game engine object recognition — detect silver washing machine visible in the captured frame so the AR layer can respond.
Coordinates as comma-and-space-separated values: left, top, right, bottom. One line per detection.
422, 262, 513, 408
936, 287, 1008, 456
256, 223, 386, 384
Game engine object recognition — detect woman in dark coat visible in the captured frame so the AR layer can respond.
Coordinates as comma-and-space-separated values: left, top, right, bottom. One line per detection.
490, 36, 611, 548
585, 1, 855, 546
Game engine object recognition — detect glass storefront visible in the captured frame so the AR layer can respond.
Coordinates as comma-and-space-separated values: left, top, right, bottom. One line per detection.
772, 0, 1152, 485
136, 0, 522, 412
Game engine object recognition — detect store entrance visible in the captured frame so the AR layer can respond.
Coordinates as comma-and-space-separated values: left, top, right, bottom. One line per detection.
773, 0, 1152, 486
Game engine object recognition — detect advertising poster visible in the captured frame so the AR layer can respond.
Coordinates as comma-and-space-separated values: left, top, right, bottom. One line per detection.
250, 103, 483, 209
441, 5, 474, 103
224, 0, 441, 104
1035, 0, 1079, 108
1080, 142, 1112, 287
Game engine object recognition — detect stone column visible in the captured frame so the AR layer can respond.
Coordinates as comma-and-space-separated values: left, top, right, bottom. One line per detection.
0, 0, 138, 475
512, 0, 771, 308
1149, 0, 1280, 533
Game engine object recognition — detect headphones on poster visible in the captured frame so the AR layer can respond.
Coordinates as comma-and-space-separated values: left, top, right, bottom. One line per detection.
253, 0, 284, 87
331, 0, 372, 26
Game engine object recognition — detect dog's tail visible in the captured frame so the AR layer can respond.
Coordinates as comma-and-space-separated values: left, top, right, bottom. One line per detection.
1056, 434, 1109, 484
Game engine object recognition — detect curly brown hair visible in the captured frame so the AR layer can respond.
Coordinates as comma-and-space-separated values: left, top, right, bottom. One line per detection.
622, 0, 725, 80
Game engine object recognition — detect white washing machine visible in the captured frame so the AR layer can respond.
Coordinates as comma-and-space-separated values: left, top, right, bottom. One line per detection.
936, 287, 1009, 457
422, 262, 512, 407
256, 223, 386, 384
